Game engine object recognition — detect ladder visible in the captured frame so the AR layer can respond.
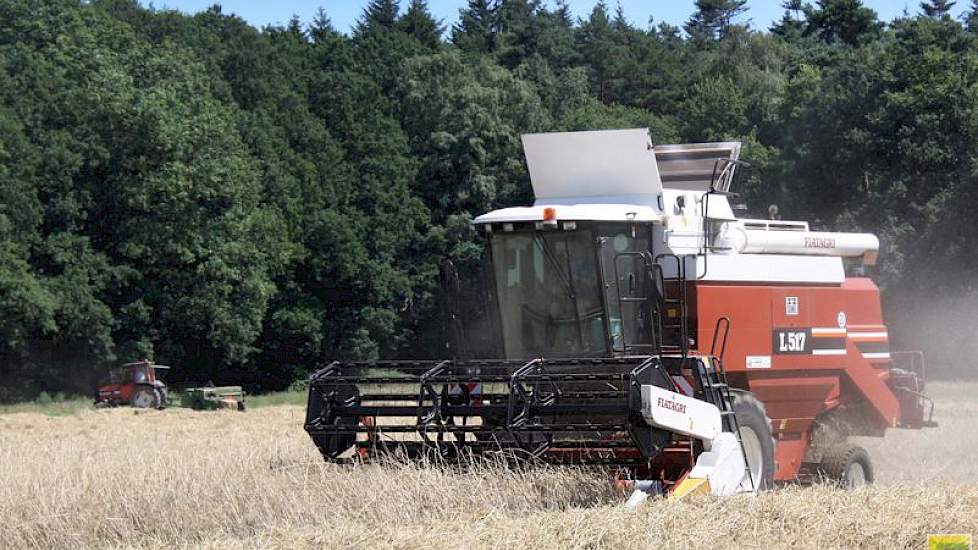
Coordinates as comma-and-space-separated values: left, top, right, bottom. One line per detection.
693, 316, 756, 491
653, 253, 690, 357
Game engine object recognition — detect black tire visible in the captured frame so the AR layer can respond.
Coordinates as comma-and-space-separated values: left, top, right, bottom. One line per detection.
237, 401, 247, 412
818, 444, 873, 489
729, 389, 776, 491
158, 387, 169, 409
131, 387, 161, 409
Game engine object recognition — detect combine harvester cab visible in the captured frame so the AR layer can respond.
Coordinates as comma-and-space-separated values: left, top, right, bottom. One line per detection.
305, 129, 934, 498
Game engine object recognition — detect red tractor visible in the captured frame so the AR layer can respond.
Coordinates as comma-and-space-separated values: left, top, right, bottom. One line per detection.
95, 360, 170, 409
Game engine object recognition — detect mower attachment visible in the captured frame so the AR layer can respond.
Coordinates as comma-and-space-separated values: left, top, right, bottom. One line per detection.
304, 357, 675, 466
180, 386, 246, 411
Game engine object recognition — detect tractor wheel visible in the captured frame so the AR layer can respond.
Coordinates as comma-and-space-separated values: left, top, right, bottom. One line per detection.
131, 387, 161, 409
730, 389, 776, 491
818, 444, 873, 489
158, 387, 169, 409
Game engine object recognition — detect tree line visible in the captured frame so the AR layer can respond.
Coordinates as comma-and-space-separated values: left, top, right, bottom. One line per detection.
1, 0, 976, 399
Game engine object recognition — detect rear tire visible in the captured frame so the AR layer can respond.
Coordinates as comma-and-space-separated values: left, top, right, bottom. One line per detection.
730, 389, 776, 491
131, 387, 161, 409
818, 444, 873, 489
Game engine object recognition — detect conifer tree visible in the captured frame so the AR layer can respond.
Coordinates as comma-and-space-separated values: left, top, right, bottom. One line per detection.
684, 0, 749, 41
920, 0, 955, 18
355, 0, 400, 37
452, 0, 498, 53
397, 0, 443, 49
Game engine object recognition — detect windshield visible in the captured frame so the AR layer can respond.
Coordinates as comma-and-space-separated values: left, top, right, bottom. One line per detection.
489, 228, 608, 359
131, 367, 148, 384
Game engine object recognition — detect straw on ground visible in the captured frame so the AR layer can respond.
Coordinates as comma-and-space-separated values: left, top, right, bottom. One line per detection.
0, 381, 974, 549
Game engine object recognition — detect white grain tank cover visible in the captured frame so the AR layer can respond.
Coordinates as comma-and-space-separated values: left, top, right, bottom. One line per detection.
723, 223, 880, 265
521, 129, 664, 208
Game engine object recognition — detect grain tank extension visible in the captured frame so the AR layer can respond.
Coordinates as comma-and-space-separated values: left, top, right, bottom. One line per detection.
304, 129, 934, 497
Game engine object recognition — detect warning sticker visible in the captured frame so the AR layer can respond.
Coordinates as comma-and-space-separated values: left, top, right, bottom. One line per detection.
746, 355, 772, 369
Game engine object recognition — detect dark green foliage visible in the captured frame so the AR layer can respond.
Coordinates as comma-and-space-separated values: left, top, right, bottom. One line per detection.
772, 0, 806, 39
1, 0, 977, 398
310, 8, 337, 42
803, 0, 882, 46
685, 0, 749, 41
967, 1, 978, 32
398, 52, 549, 221
920, 0, 956, 18
356, 0, 401, 36
397, 0, 444, 49
452, 0, 499, 54
577, 2, 619, 101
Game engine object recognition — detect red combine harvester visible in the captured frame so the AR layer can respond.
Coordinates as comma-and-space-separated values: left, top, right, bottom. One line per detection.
305, 129, 934, 499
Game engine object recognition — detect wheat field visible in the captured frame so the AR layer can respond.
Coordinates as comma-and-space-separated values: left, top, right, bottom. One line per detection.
0, 382, 975, 549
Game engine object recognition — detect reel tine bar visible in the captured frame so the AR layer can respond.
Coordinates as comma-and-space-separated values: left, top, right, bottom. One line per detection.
304, 357, 674, 464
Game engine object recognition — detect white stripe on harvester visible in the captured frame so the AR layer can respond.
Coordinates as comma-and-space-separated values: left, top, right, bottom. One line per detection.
862, 352, 891, 360
811, 328, 846, 336
848, 332, 888, 339
812, 349, 847, 356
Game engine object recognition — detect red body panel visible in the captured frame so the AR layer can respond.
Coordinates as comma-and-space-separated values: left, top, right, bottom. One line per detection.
694, 278, 900, 481
97, 382, 139, 404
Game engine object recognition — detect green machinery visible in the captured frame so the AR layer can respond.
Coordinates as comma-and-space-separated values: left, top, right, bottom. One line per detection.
179, 386, 247, 411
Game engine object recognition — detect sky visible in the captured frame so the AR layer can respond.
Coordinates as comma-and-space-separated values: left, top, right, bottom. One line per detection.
146, 1, 973, 34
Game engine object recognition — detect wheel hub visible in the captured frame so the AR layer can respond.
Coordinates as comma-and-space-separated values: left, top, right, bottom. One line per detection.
133, 391, 153, 407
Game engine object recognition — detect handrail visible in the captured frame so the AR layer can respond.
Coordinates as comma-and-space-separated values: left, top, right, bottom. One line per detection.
711, 316, 732, 367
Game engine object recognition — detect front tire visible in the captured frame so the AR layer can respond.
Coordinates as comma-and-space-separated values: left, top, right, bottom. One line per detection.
818, 444, 873, 489
730, 389, 776, 491
131, 387, 161, 409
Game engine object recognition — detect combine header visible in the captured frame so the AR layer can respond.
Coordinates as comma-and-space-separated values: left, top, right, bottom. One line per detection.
305, 129, 934, 498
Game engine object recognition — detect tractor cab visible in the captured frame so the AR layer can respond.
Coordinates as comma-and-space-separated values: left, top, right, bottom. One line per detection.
107, 361, 168, 385
95, 360, 170, 409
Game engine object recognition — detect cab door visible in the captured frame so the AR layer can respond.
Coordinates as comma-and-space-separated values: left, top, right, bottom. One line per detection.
599, 225, 654, 355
